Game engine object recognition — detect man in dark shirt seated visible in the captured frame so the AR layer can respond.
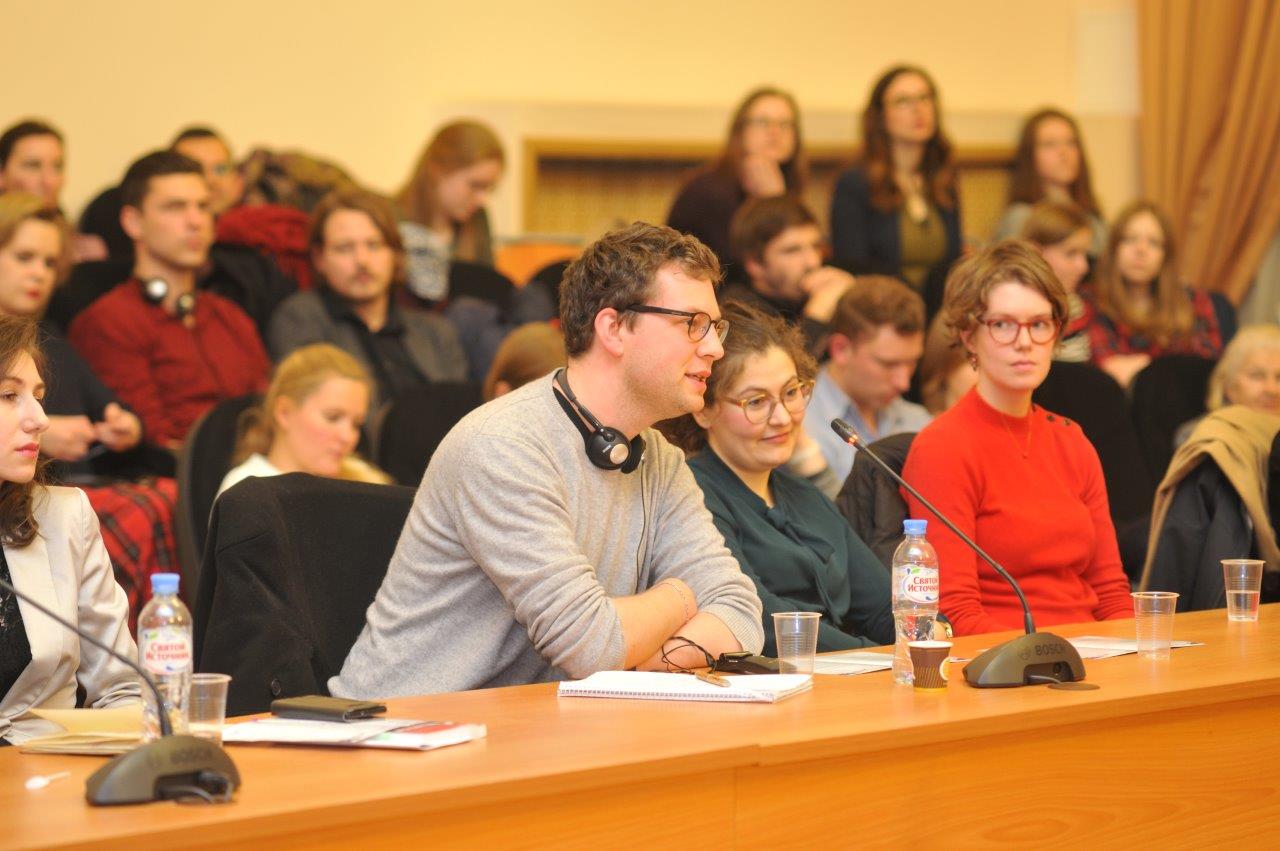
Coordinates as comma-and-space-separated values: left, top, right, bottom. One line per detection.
68, 151, 270, 451
268, 188, 467, 410
723, 195, 856, 355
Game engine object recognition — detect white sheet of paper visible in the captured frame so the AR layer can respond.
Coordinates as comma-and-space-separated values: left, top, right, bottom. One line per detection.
1069, 636, 1202, 660
812, 650, 894, 676
222, 717, 424, 744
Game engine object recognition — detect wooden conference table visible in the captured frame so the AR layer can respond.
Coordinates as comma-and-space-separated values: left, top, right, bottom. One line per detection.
5, 606, 1280, 849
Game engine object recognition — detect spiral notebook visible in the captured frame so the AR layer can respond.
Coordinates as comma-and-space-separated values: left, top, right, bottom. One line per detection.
557, 671, 812, 703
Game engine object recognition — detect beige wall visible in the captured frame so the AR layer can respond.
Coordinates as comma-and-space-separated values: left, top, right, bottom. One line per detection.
3, 0, 1138, 236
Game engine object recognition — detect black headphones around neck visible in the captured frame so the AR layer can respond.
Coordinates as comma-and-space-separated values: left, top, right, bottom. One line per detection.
552, 369, 645, 474
141, 277, 196, 320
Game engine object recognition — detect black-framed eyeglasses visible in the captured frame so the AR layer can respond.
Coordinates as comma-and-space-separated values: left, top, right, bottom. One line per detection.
982, 315, 1058, 345
726, 379, 815, 424
622, 305, 729, 344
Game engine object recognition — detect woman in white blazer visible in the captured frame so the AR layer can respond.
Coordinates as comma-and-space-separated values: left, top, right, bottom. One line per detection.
0, 317, 139, 744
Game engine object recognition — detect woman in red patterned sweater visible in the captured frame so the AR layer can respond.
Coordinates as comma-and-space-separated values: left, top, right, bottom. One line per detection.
901, 240, 1132, 636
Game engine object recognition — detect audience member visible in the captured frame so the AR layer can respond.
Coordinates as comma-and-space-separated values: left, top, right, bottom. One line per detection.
1021, 200, 1096, 362
0, 317, 140, 745
917, 314, 976, 414
0, 121, 63, 208
1089, 201, 1232, 387
218, 344, 390, 496
1174, 324, 1280, 446
268, 188, 468, 413
482, 322, 566, 401
331, 222, 763, 697
396, 120, 504, 302
902, 240, 1132, 636
68, 151, 270, 450
805, 276, 931, 484
830, 66, 961, 319
668, 87, 807, 273
724, 195, 854, 353
663, 301, 893, 654
80, 125, 245, 262
0, 119, 106, 263
394, 121, 548, 379
994, 109, 1106, 253
0, 193, 176, 623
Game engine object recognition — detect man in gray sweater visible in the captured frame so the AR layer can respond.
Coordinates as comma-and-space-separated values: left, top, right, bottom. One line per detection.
332, 223, 764, 697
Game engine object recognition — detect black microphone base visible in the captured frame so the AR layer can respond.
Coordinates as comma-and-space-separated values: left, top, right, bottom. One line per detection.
85, 734, 241, 805
963, 632, 1085, 688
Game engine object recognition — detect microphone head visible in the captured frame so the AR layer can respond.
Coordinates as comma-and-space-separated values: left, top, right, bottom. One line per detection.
830, 418, 859, 445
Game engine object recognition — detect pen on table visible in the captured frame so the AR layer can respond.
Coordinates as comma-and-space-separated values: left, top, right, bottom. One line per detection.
692, 670, 730, 688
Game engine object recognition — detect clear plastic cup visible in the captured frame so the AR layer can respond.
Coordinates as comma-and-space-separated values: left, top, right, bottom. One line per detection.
1222, 559, 1264, 622
188, 673, 231, 744
1132, 592, 1179, 659
772, 612, 820, 674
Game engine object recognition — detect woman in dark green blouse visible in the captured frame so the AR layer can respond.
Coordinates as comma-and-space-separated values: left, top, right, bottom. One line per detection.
663, 301, 893, 654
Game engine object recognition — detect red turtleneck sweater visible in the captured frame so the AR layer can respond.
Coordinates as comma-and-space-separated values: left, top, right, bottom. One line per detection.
900, 388, 1132, 636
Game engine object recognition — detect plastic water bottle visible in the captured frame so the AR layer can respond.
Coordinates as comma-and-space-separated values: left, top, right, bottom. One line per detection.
891, 519, 939, 685
137, 573, 193, 741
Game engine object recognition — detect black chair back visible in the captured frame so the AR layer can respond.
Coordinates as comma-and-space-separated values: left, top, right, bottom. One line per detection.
1034, 360, 1154, 523
1130, 354, 1216, 481
836, 432, 916, 570
371, 383, 483, 486
175, 394, 260, 590
193, 474, 414, 714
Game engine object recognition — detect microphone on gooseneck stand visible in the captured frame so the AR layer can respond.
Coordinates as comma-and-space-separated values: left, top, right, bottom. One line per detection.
830, 419, 1085, 688
0, 575, 240, 805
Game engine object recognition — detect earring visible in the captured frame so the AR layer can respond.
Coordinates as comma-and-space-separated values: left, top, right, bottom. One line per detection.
967, 353, 978, 371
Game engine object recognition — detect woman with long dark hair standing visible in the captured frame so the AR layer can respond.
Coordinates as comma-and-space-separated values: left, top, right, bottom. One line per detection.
830, 66, 961, 320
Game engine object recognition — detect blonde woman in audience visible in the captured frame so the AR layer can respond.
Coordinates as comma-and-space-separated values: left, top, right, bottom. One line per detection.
994, 109, 1105, 253
218, 344, 390, 496
0, 316, 140, 744
830, 66, 960, 319
395, 120, 505, 305
667, 87, 807, 269
1173, 325, 1280, 447
1021, 200, 1096, 362
482, 322, 566, 401
917, 314, 976, 415
1088, 201, 1233, 388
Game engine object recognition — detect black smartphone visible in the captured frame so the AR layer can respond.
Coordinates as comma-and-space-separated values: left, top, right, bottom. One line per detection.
715, 651, 781, 675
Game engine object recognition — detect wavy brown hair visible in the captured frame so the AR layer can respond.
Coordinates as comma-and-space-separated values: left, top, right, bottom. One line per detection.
1008, 109, 1100, 217
660, 299, 815, 454
860, 66, 957, 214
0, 317, 47, 546
1094, 200, 1192, 348
941, 239, 1068, 346
713, 87, 808, 193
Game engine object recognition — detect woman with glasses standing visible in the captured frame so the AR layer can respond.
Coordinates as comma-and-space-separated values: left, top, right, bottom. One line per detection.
662, 300, 893, 655
830, 66, 961, 322
901, 241, 1132, 637
667, 88, 807, 274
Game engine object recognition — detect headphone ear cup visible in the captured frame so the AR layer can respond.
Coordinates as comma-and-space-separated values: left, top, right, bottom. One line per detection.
586, 427, 630, 471
619, 435, 646, 474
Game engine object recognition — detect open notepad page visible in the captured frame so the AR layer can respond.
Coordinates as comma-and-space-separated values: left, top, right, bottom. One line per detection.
558, 671, 812, 703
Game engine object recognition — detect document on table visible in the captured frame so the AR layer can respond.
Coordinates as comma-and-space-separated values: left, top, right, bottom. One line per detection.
812, 650, 894, 676
223, 717, 487, 751
558, 671, 812, 703
1069, 636, 1203, 660
19, 705, 144, 755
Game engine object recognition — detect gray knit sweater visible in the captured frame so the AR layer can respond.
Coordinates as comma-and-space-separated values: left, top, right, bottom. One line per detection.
330, 374, 763, 697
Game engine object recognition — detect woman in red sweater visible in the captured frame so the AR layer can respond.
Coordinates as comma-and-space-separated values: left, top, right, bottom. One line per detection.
901, 240, 1132, 636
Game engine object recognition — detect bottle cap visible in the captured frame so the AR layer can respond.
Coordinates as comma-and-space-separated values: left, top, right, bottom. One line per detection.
150, 573, 180, 595
903, 519, 927, 535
